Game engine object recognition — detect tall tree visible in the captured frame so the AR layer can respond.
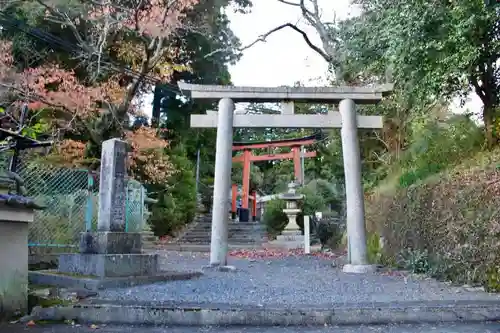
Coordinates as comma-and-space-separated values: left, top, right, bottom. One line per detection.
0, 0, 230, 184
337, 0, 500, 146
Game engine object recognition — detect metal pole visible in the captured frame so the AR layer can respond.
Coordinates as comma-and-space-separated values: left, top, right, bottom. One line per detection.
195, 148, 200, 197
301, 146, 305, 185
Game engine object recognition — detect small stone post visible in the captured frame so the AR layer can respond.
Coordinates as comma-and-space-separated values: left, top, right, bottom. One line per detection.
339, 99, 375, 273
304, 215, 311, 254
210, 98, 235, 266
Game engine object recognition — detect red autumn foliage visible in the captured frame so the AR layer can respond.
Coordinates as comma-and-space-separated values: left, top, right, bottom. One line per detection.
1, 0, 202, 184
0, 39, 173, 183
84, 0, 200, 38
229, 248, 345, 260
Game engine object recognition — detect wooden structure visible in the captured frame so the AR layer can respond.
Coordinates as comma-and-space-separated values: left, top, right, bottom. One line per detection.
230, 134, 318, 222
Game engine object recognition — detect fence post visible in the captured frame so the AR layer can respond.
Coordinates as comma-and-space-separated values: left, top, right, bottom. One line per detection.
139, 186, 145, 231
85, 172, 94, 232
125, 181, 129, 232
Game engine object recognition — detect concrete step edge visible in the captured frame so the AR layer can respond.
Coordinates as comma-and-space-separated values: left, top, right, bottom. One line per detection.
29, 301, 500, 326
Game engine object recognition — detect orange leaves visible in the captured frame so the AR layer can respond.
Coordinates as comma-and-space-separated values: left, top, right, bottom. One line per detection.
56, 139, 87, 166
1, 39, 128, 119
126, 126, 168, 151
126, 127, 174, 184
100, 77, 126, 106
134, 149, 175, 184
55, 128, 175, 185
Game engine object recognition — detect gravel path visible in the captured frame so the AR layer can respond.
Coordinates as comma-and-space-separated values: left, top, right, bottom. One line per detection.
4, 323, 500, 333
95, 251, 500, 306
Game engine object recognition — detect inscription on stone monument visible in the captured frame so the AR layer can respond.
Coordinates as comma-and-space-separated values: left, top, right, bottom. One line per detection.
97, 138, 128, 232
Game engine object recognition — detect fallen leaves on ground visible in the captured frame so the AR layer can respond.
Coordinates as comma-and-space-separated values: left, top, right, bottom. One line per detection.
229, 248, 345, 260
158, 235, 174, 243
379, 270, 409, 277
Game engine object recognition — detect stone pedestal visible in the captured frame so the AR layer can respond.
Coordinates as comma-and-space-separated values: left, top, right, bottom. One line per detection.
57, 232, 159, 278
269, 230, 305, 250
0, 202, 34, 315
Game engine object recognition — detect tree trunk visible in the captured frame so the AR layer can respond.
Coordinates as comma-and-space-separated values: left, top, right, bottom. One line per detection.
483, 103, 497, 149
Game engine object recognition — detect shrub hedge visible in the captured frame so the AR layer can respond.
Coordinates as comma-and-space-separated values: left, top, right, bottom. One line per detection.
365, 149, 500, 289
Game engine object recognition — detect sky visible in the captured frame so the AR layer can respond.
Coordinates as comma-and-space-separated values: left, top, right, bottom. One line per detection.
227, 0, 348, 87
143, 0, 482, 118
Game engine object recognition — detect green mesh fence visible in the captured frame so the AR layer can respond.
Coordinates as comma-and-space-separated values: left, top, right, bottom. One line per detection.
0, 152, 148, 249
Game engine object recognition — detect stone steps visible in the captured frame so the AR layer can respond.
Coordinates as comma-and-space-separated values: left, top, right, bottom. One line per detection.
186, 226, 264, 233
176, 213, 267, 246
140, 231, 159, 249
180, 238, 264, 245
183, 231, 262, 238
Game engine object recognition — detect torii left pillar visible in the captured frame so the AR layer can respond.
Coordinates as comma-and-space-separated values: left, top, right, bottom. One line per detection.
210, 98, 234, 266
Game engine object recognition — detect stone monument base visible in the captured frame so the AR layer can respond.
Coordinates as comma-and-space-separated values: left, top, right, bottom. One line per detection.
58, 253, 159, 278
28, 269, 203, 291
79, 232, 143, 254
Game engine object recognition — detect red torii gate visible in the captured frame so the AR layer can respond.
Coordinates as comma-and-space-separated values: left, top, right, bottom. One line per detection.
231, 136, 318, 221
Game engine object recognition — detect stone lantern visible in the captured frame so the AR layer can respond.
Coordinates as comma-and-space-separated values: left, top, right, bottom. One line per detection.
268, 181, 305, 249
279, 181, 304, 234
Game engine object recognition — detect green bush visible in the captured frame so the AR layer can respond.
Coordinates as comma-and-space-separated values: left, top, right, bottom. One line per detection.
262, 199, 287, 237
304, 179, 342, 212
316, 220, 343, 249
397, 114, 483, 188
366, 232, 382, 264
366, 148, 500, 289
149, 147, 197, 236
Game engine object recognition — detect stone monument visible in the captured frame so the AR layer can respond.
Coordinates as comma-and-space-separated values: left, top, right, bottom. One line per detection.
267, 181, 306, 250
30, 138, 201, 290
57, 138, 158, 278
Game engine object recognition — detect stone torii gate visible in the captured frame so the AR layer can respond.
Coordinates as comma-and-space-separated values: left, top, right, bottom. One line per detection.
179, 82, 393, 273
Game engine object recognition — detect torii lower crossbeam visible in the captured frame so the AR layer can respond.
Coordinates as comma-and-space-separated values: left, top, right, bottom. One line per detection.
191, 112, 382, 128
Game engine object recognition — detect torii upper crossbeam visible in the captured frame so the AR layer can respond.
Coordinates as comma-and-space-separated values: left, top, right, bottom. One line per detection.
179, 82, 393, 104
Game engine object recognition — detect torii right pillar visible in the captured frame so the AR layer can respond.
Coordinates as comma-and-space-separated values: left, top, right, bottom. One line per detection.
339, 99, 371, 273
